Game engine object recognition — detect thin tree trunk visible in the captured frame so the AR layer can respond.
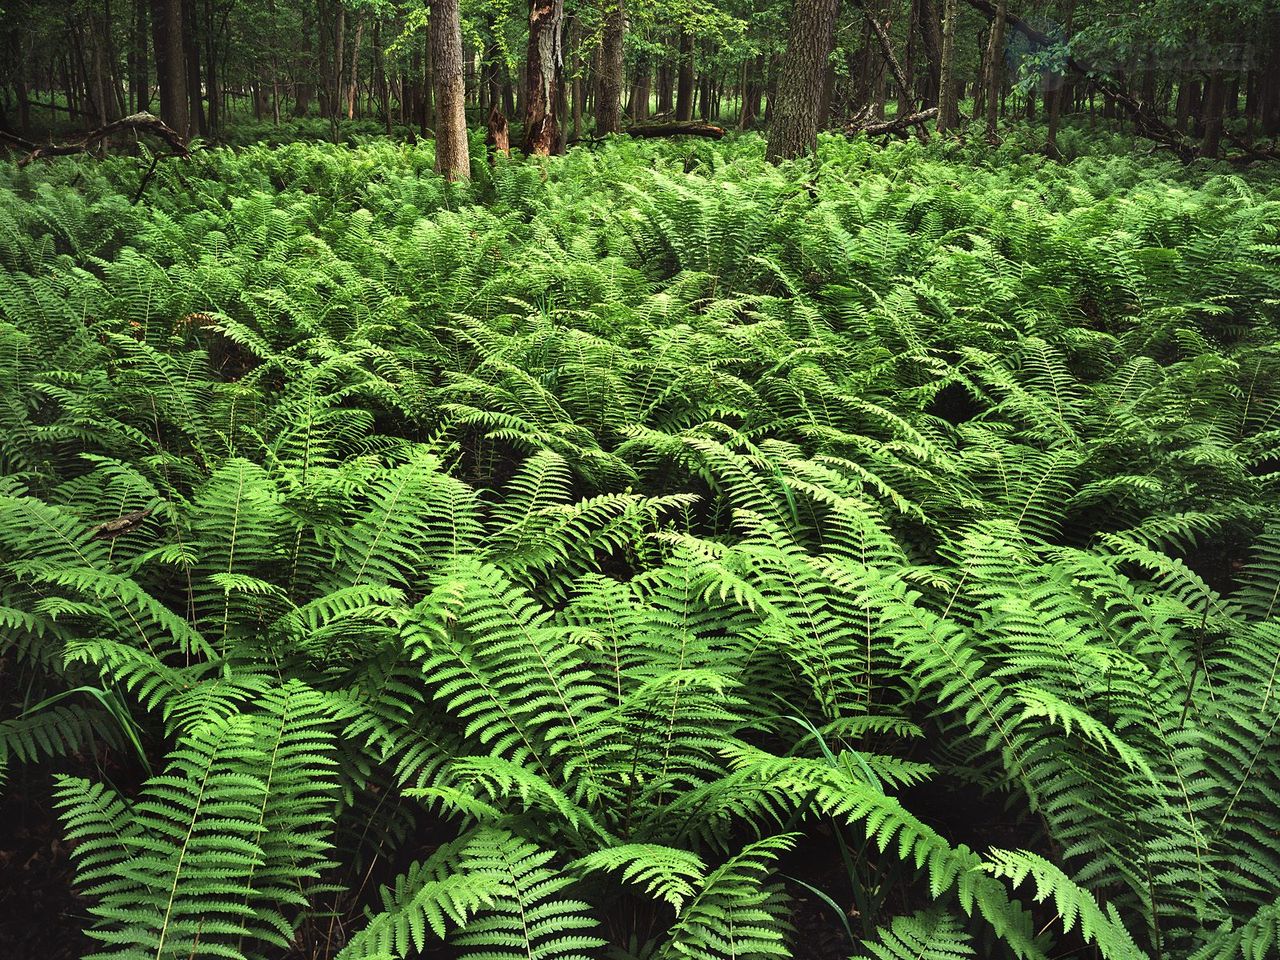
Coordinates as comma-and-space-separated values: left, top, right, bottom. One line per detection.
1045, 0, 1075, 155
347, 13, 364, 119
1200, 69, 1226, 158
181, 0, 205, 134
331, 2, 345, 122
983, 0, 1006, 139
766, 0, 841, 161
936, 0, 959, 133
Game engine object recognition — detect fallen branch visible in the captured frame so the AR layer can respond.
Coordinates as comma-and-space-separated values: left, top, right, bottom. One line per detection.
852, 0, 916, 119
846, 108, 940, 138
1, 112, 189, 167
625, 121, 726, 140
91, 509, 153, 540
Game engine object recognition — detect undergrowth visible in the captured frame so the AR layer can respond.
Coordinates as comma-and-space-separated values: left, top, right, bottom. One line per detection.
0, 131, 1278, 960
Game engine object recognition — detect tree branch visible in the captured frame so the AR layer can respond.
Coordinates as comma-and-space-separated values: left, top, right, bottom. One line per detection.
2, 112, 190, 167
846, 108, 940, 138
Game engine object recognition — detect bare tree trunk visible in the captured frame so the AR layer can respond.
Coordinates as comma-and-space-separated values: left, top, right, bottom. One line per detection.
347, 12, 364, 119
431, 0, 470, 179
1045, 0, 1074, 155
181, 0, 205, 134
150, 0, 188, 136
766, 0, 841, 162
983, 0, 1006, 139
130, 0, 149, 112
936, 0, 959, 132
1200, 69, 1226, 158
917, 0, 943, 107
331, 2, 345, 122
675, 29, 694, 121
523, 0, 565, 155
596, 0, 625, 133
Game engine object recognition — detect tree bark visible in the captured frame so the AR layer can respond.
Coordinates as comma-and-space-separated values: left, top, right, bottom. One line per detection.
181, 0, 205, 135
596, 0, 625, 134
331, 2, 345, 122
1200, 69, 1226, 158
431, 0, 471, 179
1045, 0, 1075, 156
523, 0, 565, 155
984, 0, 1007, 139
766, 0, 841, 162
150, 0, 188, 136
936, 0, 959, 132
917, 0, 943, 107
675, 29, 694, 121
347, 13, 364, 120
131, 0, 150, 112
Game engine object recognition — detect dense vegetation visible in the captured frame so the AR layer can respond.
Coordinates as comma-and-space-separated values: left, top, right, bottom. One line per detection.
1, 128, 1278, 960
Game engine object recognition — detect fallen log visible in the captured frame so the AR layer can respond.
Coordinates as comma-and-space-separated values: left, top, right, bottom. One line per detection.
847, 108, 940, 138
625, 121, 726, 140
0, 112, 189, 167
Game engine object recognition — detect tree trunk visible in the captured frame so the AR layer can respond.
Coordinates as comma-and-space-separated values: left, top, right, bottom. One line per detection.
984, 0, 1007, 139
657, 56, 673, 115
150, 0, 188, 136
431, 0, 470, 179
131, 0, 149, 112
523, 0, 565, 155
1199, 69, 1225, 158
766, 0, 840, 162
596, 0, 625, 134
331, 2, 345, 122
899, 0, 920, 119
347, 13, 364, 119
204, 0, 220, 134
1045, 0, 1075, 155
917, 0, 943, 107
675, 29, 694, 121
181, 0, 205, 135
629, 52, 651, 121
936, 0, 959, 132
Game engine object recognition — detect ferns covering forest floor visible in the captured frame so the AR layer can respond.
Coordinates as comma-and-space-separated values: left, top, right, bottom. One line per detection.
1, 131, 1279, 960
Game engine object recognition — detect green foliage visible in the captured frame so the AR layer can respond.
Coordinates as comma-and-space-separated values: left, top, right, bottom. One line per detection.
1, 131, 1278, 960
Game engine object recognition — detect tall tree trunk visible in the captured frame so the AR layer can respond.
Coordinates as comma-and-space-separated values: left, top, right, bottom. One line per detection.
899, 0, 920, 118
1045, 0, 1074, 155
204, 0, 220, 133
983, 0, 1007, 139
296, 3, 315, 116
917, 0, 943, 107
347, 12, 364, 119
935, 0, 959, 132
629, 53, 651, 121
1199, 69, 1225, 158
150, 0, 188, 136
1260, 11, 1280, 136
657, 56, 673, 114
523, 0, 564, 155
182, 0, 205, 135
331, 2, 345, 122
766, 0, 841, 162
131, 0, 149, 112
675, 29, 694, 121
596, 0, 625, 133
374, 20, 391, 133
431, 0, 470, 179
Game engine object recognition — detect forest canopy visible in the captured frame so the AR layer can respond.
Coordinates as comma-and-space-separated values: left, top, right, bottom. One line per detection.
1, 2, 1279, 960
